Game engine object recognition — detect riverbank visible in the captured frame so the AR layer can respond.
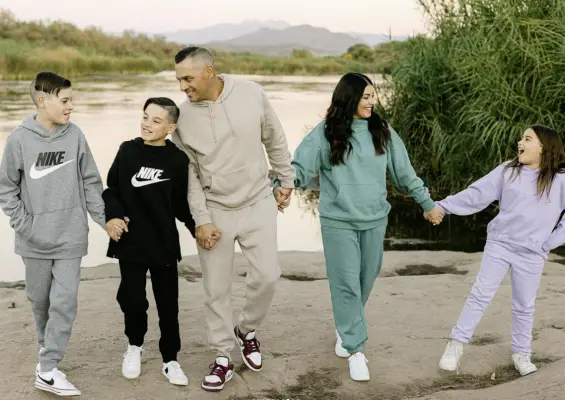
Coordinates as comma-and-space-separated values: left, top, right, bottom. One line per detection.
2, 250, 565, 399
0, 41, 385, 80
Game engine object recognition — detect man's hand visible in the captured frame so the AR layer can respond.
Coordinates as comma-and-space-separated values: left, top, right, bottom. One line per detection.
106, 217, 129, 241
196, 223, 221, 250
424, 206, 445, 226
274, 187, 293, 213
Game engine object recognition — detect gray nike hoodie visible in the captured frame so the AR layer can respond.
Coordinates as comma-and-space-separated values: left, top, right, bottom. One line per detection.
0, 115, 106, 259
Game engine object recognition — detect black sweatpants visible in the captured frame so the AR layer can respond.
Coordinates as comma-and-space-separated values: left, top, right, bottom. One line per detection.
116, 261, 180, 363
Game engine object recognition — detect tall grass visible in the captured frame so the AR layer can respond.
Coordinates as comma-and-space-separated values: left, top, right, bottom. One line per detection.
0, 43, 385, 79
376, 0, 565, 196
0, 44, 165, 79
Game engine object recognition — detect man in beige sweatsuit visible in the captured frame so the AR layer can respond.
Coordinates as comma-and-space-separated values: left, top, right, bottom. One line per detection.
170, 46, 295, 392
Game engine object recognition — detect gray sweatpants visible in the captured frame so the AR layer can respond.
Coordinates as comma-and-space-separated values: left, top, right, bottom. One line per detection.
23, 257, 81, 373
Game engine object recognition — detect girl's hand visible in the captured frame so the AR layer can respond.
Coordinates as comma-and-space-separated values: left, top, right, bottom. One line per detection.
424, 206, 445, 225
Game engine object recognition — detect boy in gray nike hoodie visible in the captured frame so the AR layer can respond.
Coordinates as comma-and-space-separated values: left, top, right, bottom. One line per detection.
0, 72, 108, 397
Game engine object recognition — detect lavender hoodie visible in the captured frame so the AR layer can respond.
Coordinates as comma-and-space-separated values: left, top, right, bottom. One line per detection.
437, 162, 565, 256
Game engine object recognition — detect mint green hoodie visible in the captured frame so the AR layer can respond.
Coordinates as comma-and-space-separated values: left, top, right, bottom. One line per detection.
282, 119, 435, 230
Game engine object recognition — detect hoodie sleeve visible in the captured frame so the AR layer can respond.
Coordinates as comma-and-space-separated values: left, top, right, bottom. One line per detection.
78, 134, 106, 229
437, 164, 505, 216
273, 125, 322, 190
259, 87, 295, 189
542, 179, 565, 252
0, 133, 33, 236
543, 217, 565, 253
386, 127, 435, 212
173, 154, 196, 238
169, 131, 212, 227
102, 144, 126, 222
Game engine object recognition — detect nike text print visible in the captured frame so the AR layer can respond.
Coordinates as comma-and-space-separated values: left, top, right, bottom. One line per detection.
131, 167, 170, 188
29, 151, 76, 180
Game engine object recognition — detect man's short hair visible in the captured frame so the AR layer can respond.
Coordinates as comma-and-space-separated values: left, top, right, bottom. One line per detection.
143, 97, 180, 124
30, 72, 71, 106
174, 46, 215, 67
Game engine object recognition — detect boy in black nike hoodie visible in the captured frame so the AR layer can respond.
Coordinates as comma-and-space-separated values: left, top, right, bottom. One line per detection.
102, 97, 196, 386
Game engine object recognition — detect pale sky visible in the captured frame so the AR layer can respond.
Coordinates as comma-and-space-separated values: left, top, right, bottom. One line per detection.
0, 0, 429, 36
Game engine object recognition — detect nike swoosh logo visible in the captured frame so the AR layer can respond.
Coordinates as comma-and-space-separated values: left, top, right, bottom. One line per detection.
29, 159, 76, 180
131, 175, 170, 187
38, 375, 55, 385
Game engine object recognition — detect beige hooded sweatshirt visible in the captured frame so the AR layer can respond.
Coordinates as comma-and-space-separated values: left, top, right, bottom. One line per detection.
170, 74, 295, 227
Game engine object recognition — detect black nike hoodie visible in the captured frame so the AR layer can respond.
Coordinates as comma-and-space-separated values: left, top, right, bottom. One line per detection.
103, 138, 196, 265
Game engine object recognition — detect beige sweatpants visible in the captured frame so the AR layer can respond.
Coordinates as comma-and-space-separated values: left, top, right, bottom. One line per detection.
197, 194, 280, 359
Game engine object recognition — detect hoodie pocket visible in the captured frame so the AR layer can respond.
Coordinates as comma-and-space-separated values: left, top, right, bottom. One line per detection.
330, 184, 387, 219
209, 162, 267, 205
28, 206, 89, 251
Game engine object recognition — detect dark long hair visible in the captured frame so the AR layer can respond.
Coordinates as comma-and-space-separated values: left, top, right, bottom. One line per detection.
324, 73, 391, 165
504, 124, 565, 198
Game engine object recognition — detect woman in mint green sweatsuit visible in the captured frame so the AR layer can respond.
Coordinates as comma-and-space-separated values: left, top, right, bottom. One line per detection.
276, 73, 443, 381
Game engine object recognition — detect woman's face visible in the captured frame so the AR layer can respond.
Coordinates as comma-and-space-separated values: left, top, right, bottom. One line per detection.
354, 84, 377, 119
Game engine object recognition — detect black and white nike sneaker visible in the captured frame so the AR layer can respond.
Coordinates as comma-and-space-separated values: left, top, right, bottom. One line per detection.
35, 367, 81, 396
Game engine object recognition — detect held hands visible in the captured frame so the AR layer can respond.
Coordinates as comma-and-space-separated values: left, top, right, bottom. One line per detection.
273, 187, 293, 213
106, 217, 130, 241
195, 223, 221, 250
424, 206, 445, 226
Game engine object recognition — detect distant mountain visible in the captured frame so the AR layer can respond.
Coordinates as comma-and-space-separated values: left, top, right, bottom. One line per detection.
162, 19, 290, 45
205, 25, 362, 56
158, 20, 409, 56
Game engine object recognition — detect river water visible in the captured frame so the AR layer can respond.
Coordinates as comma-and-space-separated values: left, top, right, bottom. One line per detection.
0, 72, 491, 282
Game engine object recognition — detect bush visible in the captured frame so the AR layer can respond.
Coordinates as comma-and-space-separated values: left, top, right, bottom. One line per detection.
375, 0, 565, 196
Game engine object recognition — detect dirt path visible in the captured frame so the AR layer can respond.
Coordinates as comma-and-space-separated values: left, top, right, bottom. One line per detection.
1, 250, 565, 399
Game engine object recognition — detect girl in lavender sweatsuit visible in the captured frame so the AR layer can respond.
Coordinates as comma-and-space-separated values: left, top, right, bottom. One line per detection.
436, 124, 565, 377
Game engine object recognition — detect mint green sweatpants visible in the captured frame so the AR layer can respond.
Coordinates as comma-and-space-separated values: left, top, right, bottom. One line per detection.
321, 224, 387, 354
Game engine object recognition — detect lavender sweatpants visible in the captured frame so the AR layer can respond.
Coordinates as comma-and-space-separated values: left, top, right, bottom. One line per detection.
451, 240, 545, 354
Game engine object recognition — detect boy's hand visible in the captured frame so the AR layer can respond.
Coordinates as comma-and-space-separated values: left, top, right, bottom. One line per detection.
196, 223, 221, 250
274, 187, 293, 213
424, 206, 445, 226
106, 218, 129, 241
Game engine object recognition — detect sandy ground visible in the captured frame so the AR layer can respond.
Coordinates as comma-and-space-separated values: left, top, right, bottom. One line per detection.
1, 250, 565, 400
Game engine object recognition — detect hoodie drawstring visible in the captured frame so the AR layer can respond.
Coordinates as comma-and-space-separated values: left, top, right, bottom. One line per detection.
208, 105, 217, 143
221, 102, 236, 137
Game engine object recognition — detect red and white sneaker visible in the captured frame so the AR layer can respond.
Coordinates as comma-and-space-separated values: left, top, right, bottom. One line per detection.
234, 326, 262, 371
201, 357, 234, 392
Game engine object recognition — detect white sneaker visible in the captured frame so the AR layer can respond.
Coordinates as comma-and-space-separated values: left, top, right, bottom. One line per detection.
163, 361, 188, 386
512, 352, 537, 376
122, 345, 142, 379
335, 330, 350, 358
439, 340, 464, 372
35, 368, 81, 396
348, 352, 370, 381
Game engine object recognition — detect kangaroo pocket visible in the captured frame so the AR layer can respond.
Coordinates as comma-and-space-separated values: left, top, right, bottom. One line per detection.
28, 206, 89, 251
327, 183, 387, 220
208, 162, 267, 206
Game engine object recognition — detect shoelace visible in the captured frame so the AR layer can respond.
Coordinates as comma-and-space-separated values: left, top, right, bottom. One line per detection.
516, 353, 531, 364
208, 362, 228, 379
166, 362, 184, 376
243, 337, 261, 354
350, 353, 367, 363
39, 368, 67, 379
51, 368, 69, 382
124, 347, 142, 365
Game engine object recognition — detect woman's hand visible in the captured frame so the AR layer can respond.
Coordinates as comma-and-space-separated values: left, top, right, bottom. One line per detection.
424, 206, 445, 225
